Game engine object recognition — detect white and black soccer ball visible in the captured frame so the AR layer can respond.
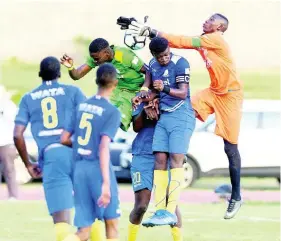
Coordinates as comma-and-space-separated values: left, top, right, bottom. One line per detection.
124, 30, 147, 50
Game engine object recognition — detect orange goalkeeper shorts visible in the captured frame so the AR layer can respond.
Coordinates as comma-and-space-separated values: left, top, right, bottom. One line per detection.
191, 88, 243, 144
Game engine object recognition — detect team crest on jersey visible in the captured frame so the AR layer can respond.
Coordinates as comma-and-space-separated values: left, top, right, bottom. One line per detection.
163, 69, 169, 77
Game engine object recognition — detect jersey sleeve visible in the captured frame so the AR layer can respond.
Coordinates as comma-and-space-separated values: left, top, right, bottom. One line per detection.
161, 32, 221, 50
148, 58, 155, 73
100, 108, 121, 141
14, 95, 30, 126
120, 48, 145, 72
175, 58, 191, 84
85, 56, 97, 68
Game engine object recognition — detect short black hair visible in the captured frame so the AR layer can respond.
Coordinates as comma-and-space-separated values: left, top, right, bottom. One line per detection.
149, 37, 169, 54
39, 56, 60, 80
96, 63, 117, 88
215, 13, 229, 24
89, 38, 109, 53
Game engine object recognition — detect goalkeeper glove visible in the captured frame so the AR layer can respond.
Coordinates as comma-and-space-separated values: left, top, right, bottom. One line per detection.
117, 16, 158, 39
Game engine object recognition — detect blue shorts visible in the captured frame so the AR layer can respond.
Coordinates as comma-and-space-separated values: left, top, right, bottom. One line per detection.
130, 154, 155, 192
42, 144, 74, 215
153, 106, 195, 154
73, 160, 121, 228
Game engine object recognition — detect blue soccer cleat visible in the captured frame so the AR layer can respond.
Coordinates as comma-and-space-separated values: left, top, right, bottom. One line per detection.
142, 209, 178, 227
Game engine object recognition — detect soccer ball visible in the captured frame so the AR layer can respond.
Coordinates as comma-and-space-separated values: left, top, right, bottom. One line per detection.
124, 31, 147, 50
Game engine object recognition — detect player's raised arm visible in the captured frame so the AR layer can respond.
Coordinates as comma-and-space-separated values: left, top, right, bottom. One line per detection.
160, 32, 222, 50
60, 54, 92, 80
117, 15, 225, 50
132, 103, 145, 132
138, 64, 152, 99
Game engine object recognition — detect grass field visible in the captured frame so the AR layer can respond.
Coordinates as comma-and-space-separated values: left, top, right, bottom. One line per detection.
0, 178, 280, 241
1, 58, 280, 105
0, 200, 279, 241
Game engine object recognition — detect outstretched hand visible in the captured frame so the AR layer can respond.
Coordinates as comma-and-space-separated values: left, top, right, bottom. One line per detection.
60, 54, 73, 68
116, 16, 156, 38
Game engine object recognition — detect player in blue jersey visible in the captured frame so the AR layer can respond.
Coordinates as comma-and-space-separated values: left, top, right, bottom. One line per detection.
60, 63, 121, 241
133, 37, 196, 227
13, 57, 86, 241
127, 99, 183, 241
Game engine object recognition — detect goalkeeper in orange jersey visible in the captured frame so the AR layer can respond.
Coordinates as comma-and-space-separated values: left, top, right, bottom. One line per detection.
117, 13, 243, 219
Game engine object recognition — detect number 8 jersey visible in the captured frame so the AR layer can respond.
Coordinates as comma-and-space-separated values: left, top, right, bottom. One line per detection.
15, 80, 85, 162
66, 95, 121, 162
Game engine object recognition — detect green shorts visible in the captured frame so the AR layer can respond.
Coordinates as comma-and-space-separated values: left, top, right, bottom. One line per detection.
110, 87, 137, 131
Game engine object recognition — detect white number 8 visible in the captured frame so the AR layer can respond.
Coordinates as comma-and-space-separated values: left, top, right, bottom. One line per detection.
41, 97, 58, 129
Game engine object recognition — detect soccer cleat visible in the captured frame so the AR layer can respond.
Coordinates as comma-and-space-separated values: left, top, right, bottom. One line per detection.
142, 209, 178, 227
224, 199, 242, 219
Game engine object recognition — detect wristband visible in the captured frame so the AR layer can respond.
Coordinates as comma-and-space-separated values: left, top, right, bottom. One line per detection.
162, 85, 170, 94
68, 65, 75, 71
140, 86, 149, 92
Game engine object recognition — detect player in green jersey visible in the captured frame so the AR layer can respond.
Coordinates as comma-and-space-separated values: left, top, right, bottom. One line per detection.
60, 38, 149, 132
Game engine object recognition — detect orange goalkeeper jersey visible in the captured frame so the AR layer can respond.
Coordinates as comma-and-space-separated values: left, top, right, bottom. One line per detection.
161, 32, 242, 95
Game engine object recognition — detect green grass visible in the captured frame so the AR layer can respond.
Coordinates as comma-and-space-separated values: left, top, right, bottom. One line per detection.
0, 200, 279, 241
1, 58, 279, 105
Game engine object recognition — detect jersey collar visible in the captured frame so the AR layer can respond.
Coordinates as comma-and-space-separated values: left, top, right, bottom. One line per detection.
42, 79, 59, 86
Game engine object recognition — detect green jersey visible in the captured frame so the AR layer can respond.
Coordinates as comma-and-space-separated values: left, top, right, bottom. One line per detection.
86, 45, 145, 92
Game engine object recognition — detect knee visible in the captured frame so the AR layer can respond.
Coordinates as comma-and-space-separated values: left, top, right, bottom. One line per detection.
224, 140, 241, 168
155, 153, 168, 169
224, 140, 238, 157
170, 154, 185, 168
135, 203, 148, 216
105, 219, 118, 239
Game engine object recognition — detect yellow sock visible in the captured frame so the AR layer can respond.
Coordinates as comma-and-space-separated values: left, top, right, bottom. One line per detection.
91, 220, 105, 241
166, 168, 184, 213
127, 222, 140, 241
171, 227, 183, 241
62, 234, 80, 241
54, 223, 72, 241
154, 170, 169, 210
